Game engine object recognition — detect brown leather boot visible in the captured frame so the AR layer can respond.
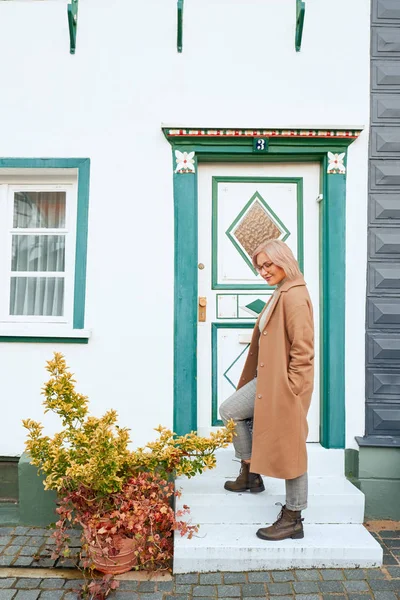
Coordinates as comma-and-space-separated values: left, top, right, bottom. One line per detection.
224, 461, 265, 493
256, 504, 304, 540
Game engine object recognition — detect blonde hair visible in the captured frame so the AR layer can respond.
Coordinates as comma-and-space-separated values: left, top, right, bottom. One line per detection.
252, 239, 302, 280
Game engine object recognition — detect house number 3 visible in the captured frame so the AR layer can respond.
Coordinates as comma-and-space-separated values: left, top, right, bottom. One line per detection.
253, 138, 269, 153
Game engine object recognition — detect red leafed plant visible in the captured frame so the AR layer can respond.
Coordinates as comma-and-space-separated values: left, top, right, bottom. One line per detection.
23, 354, 234, 600
53, 472, 197, 574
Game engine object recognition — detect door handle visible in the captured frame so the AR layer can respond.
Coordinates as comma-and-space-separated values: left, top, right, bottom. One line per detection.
198, 297, 207, 322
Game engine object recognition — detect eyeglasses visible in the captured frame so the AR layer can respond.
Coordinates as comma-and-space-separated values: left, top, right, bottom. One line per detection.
255, 261, 273, 273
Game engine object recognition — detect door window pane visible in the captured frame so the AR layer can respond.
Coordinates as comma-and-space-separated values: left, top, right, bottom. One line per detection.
11, 235, 65, 272
10, 277, 64, 316
13, 191, 66, 228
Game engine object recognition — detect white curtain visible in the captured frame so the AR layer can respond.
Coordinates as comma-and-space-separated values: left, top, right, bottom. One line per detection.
10, 192, 66, 317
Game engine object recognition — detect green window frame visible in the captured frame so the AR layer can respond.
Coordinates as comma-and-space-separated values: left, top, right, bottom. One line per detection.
0, 158, 90, 343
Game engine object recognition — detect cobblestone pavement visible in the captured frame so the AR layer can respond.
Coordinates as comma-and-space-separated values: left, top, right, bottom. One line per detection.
0, 526, 399, 599
0, 527, 82, 569
1, 527, 398, 570
0, 567, 399, 600
0, 526, 80, 568
368, 530, 400, 568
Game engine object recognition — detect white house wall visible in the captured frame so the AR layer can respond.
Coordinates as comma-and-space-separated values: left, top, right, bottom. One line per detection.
0, 0, 370, 455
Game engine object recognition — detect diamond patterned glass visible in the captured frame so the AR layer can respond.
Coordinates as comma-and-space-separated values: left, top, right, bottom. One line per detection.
233, 200, 282, 257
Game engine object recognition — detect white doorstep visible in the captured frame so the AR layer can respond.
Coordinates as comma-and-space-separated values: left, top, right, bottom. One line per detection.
208, 445, 345, 478
173, 523, 383, 573
175, 476, 364, 524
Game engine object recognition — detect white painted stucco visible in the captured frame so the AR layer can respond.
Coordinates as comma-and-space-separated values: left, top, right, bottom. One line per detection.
0, 0, 370, 455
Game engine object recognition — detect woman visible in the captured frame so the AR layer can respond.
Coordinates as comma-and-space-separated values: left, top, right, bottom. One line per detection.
219, 239, 314, 541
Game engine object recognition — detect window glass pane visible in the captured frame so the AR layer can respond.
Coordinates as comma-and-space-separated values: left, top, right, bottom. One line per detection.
13, 191, 66, 228
11, 235, 65, 272
10, 277, 64, 316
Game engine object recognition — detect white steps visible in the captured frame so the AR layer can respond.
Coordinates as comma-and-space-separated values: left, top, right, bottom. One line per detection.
174, 524, 383, 572
173, 445, 383, 573
203, 444, 345, 478
176, 476, 365, 524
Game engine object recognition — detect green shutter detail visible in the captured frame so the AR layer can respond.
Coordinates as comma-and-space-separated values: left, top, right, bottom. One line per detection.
295, 0, 305, 52
177, 0, 184, 53
68, 0, 78, 55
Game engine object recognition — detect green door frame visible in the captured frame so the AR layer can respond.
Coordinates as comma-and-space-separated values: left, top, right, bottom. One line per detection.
163, 128, 362, 449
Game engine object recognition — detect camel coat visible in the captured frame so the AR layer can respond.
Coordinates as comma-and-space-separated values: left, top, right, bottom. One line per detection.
238, 277, 314, 480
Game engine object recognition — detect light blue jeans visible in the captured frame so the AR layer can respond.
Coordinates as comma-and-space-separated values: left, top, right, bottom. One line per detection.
219, 378, 308, 511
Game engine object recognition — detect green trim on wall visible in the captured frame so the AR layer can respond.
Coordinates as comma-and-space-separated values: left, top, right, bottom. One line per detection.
0, 337, 88, 343
163, 129, 360, 145
212, 322, 254, 427
165, 133, 357, 154
0, 158, 90, 336
212, 176, 303, 290
172, 148, 198, 435
165, 130, 361, 447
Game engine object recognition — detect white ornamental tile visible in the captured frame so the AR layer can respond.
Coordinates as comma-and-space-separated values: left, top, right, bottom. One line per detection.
327, 152, 346, 174
175, 150, 195, 174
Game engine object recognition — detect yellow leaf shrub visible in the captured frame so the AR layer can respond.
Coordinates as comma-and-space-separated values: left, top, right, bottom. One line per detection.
23, 352, 235, 495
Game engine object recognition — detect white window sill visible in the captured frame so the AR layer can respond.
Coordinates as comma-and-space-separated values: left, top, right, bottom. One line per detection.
0, 325, 91, 340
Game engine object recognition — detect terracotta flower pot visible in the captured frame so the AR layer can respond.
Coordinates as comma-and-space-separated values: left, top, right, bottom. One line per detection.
87, 534, 138, 575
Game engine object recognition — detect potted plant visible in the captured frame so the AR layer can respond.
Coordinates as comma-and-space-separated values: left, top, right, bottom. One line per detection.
23, 353, 234, 595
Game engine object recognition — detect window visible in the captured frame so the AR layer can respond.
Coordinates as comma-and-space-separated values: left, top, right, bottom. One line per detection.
0, 160, 90, 341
